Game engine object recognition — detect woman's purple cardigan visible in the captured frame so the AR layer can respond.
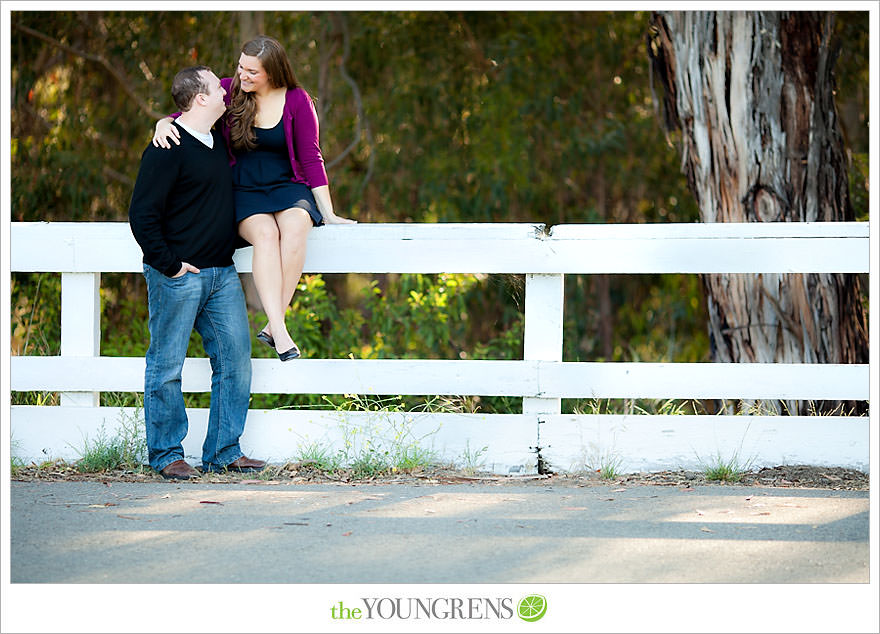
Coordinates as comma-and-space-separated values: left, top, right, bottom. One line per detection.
173, 77, 329, 189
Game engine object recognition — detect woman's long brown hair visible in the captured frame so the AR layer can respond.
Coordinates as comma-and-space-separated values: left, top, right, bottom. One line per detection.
228, 35, 299, 153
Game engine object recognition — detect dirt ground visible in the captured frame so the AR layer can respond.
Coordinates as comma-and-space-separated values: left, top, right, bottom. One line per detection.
11, 461, 869, 491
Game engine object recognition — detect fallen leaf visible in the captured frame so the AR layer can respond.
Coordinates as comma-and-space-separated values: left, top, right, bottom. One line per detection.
342, 531, 352, 537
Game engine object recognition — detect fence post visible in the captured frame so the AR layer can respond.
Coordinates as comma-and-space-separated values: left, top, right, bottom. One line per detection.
60, 272, 101, 407
523, 273, 564, 415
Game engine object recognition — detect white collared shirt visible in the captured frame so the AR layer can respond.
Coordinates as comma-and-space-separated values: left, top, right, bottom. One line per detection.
176, 120, 214, 149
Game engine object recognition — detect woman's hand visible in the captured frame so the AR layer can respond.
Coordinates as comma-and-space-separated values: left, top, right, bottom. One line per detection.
311, 185, 357, 224
323, 212, 357, 225
152, 118, 180, 149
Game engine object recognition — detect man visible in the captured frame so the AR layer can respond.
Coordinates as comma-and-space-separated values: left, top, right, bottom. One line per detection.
129, 66, 265, 479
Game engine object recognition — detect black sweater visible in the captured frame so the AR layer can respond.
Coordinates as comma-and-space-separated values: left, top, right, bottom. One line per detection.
128, 123, 237, 277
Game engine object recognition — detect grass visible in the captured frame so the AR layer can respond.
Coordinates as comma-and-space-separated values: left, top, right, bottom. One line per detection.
569, 398, 702, 416
278, 394, 457, 479
598, 454, 623, 480
56, 393, 452, 480
73, 406, 148, 473
700, 452, 753, 482
292, 441, 344, 473
10, 433, 28, 476
459, 441, 489, 475
695, 422, 755, 482
36, 392, 835, 481
10, 453, 28, 477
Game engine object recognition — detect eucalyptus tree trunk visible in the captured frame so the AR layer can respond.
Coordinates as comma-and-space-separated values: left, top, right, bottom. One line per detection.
648, 11, 868, 415
239, 11, 265, 44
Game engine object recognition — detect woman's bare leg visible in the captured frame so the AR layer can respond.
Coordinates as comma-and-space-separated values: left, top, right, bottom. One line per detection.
238, 214, 295, 354
274, 207, 314, 311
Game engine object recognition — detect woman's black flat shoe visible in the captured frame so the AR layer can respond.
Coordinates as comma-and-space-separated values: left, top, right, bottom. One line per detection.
278, 343, 301, 361
256, 330, 275, 349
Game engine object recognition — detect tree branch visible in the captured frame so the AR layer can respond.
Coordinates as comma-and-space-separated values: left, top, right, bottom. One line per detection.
13, 21, 166, 120
326, 13, 374, 196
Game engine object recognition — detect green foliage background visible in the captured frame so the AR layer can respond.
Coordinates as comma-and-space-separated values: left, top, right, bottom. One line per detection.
10, 11, 869, 413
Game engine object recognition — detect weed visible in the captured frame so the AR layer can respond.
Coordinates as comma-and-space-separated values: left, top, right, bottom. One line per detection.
12, 391, 59, 406
459, 440, 489, 475
73, 406, 147, 473
695, 423, 755, 482
9, 434, 27, 476
293, 442, 344, 473
11, 456, 28, 477
633, 399, 698, 416
700, 452, 753, 482
598, 454, 623, 480
281, 393, 456, 479
349, 447, 391, 478
570, 398, 701, 416
75, 425, 125, 472
391, 444, 437, 474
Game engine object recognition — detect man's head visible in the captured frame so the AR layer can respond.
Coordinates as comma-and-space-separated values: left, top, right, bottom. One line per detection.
171, 66, 226, 120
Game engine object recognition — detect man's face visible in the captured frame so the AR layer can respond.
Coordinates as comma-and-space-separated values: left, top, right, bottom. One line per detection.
199, 70, 226, 118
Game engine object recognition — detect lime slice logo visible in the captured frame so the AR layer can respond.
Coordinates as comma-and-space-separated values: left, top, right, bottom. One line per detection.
517, 595, 547, 622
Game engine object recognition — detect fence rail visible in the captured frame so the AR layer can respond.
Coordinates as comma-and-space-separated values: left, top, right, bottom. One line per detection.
10, 221, 870, 473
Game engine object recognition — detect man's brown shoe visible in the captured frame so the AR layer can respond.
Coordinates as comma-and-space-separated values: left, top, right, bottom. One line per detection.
225, 456, 267, 472
160, 460, 199, 480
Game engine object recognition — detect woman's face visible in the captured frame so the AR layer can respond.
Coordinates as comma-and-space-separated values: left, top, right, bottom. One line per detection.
237, 53, 271, 93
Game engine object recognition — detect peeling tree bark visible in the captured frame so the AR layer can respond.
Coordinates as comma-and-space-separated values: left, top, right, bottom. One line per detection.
648, 11, 867, 415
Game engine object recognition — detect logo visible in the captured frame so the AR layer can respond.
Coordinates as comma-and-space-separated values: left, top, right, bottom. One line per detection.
329, 594, 549, 621
517, 595, 547, 622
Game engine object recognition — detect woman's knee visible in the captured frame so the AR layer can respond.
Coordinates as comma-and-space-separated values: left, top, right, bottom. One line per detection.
239, 216, 280, 246
278, 209, 312, 245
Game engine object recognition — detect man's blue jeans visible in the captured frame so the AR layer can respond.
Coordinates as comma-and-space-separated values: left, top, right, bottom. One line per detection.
143, 264, 252, 472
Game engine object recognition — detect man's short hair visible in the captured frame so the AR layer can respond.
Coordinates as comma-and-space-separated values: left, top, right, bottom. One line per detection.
171, 66, 212, 112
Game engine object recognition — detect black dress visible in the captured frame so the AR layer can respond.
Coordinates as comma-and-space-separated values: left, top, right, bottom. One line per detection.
231, 120, 323, 226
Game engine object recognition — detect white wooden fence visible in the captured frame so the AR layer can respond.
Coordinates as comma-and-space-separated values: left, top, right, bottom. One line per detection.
10, 221, 870, 473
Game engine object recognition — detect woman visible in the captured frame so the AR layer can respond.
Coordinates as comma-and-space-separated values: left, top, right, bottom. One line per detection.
153, 35, 355, 361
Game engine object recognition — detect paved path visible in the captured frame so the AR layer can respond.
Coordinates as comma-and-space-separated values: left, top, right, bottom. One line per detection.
10, 479, 869, 583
